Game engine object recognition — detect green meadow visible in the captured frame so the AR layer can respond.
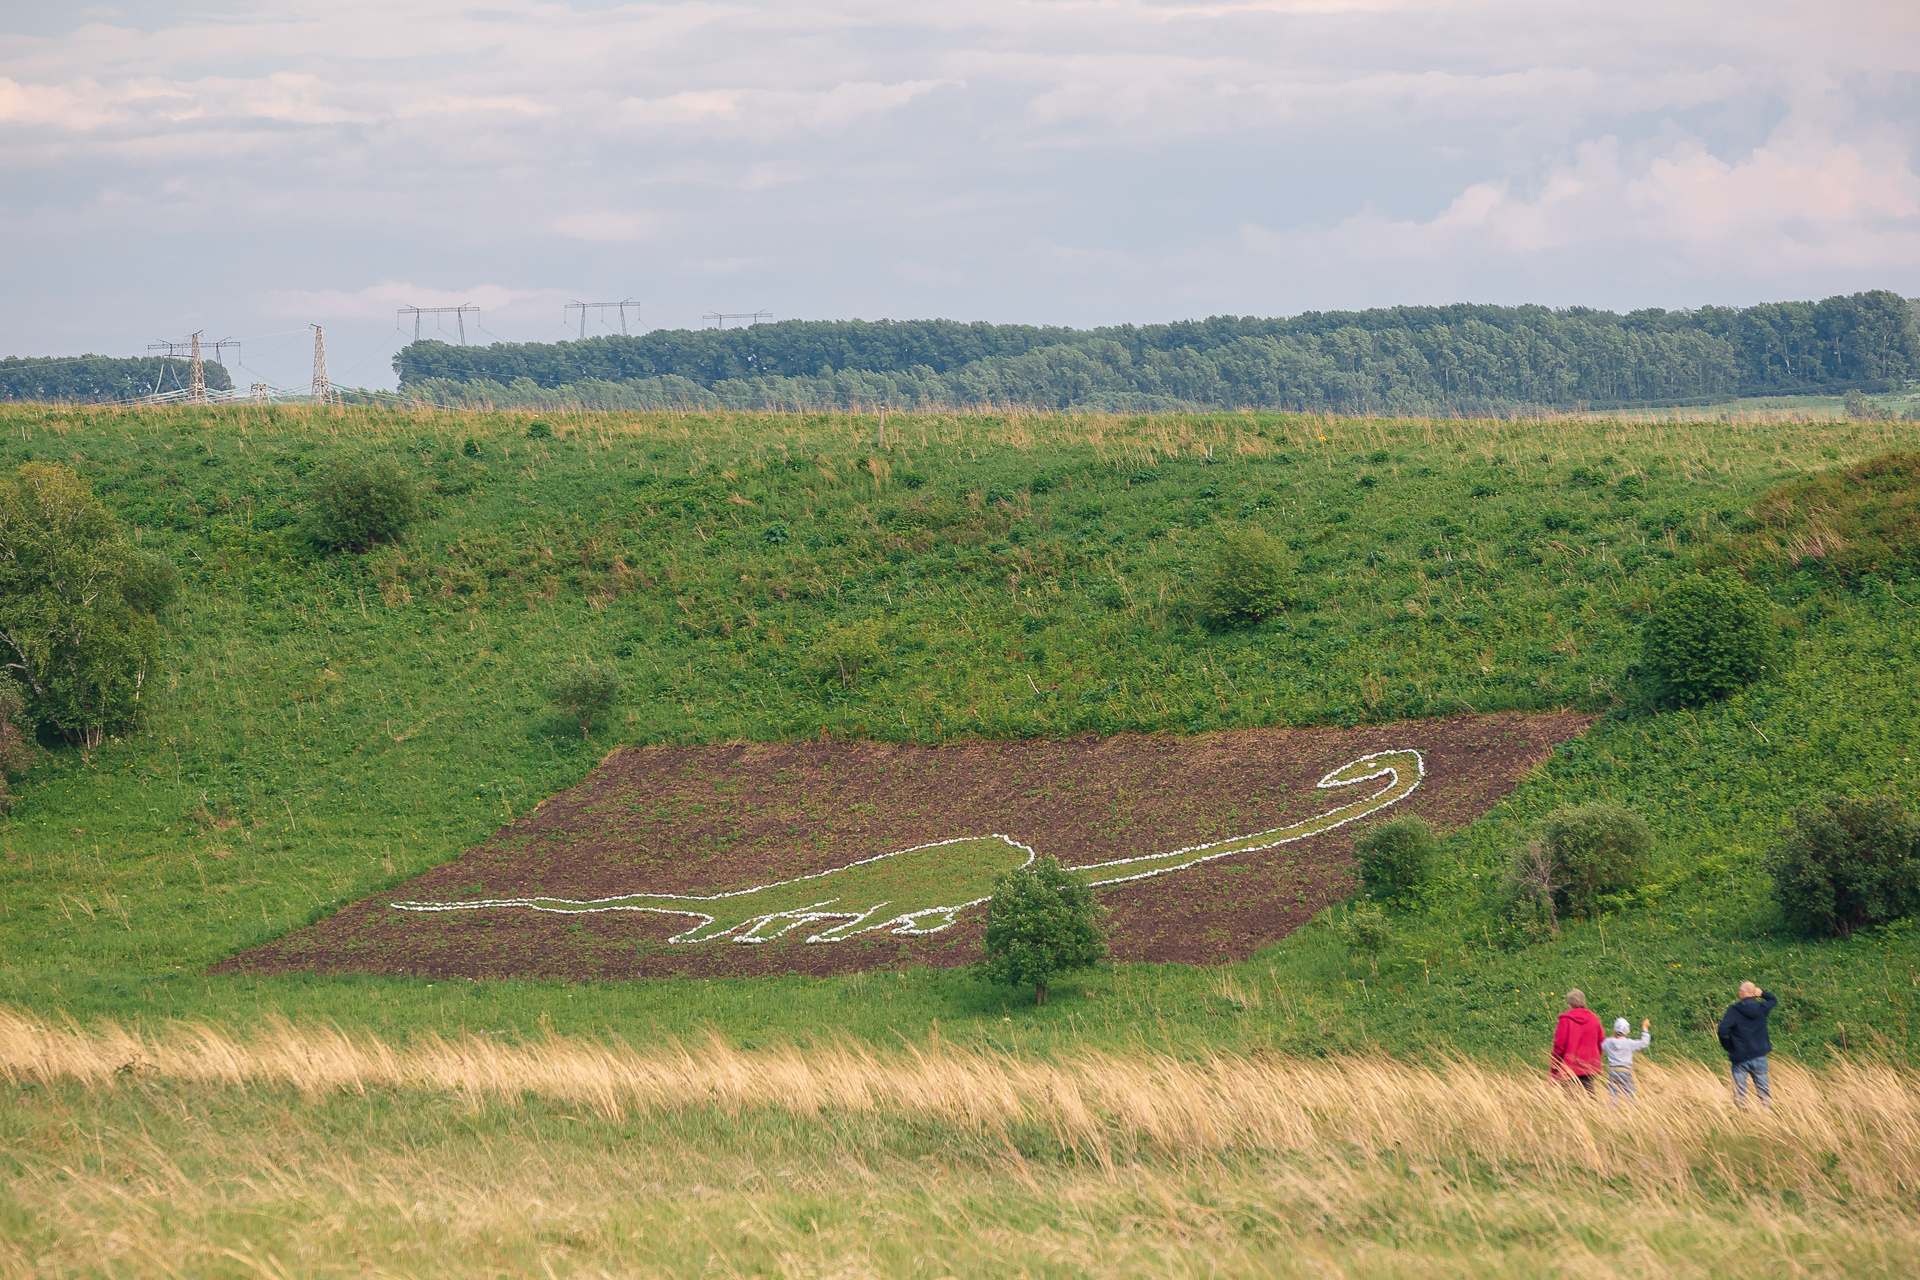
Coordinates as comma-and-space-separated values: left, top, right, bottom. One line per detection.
0, 402, 1917, 1066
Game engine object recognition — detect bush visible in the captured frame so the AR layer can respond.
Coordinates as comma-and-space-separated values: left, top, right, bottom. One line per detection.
980, 857, 1107, 1005
0, 676, 40, 810
1768, 795, 1920, 937
1639, 574, 1773, 707
0, 463, 164, 746
1338, 902, 1393, 958
1500, 839, 1562, 945
809, 619, 888, 689
115, 549, 179, 614
306, 458, 421, 552
547, 660, 624, 739
1354, 817, 1439, 899
1202, 527, 1294, 625
527, 420, 553, 439
1540, 802, 1653, 917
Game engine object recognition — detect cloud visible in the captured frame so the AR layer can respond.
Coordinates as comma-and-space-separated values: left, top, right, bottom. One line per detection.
256, 280, 566, 321
549, 211, 667, 243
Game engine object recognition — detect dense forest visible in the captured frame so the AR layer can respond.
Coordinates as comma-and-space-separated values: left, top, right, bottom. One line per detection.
0, 354, 234, 403
397, 291, 1920, 414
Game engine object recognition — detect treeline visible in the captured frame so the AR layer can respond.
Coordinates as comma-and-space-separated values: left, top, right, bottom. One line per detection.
395, 291, 1920, 414
0, 355, 234, 403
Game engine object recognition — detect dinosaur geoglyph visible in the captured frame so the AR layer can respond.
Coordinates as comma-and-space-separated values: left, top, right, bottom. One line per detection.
390, 749, 1423, 943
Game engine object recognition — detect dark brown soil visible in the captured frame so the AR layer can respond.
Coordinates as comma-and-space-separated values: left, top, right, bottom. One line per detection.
215, 712, 1591, 981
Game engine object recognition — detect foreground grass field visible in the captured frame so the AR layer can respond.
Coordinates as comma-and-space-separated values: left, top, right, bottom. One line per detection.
0, 402, 1917, 1069
4, 1009, 1919, 1278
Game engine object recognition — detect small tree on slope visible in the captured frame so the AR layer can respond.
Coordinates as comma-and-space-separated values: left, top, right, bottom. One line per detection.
981, 857, 1107, 1005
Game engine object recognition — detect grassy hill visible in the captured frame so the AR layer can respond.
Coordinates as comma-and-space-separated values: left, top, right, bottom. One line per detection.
1, 402, 1917, 1067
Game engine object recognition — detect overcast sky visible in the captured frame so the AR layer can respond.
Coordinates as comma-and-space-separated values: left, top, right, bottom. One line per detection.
3, 0, 1916, 390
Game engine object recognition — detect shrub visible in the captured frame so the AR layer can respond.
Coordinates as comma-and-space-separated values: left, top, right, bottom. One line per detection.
1202, 527, 1294, 625
809, 620, 888, 689
762, 523, 791, 545
1639, 574, 1773, 707
1030, 473, 1055, 495
462, 438, 482, 457
115, 549, 179, 614
1338, 902, 1393, 958
306, 458, 420, 552
0, 676, 40, 810
0, 463, 164, 746
527, 420, 553, 439
1540, 802, 1653, 917
547, 660, 624, 739
1355, 817, 1439, 899
980, 857, 1107, 1005
1499, 839, 1563, 945
1768, 795, 1920, 937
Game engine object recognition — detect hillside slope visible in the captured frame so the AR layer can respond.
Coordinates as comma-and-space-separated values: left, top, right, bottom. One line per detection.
0, 402, 1916, 1063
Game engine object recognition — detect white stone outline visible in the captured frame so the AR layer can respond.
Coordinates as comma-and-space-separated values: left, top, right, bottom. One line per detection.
389, 749, 1424, 944
1075, 749, 1426, 886
389, 834, 1039, 945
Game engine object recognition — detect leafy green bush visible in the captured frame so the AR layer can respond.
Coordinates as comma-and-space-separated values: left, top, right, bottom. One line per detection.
527, 420, 553, 439
1639, 573, 1773, 706
1768, 795, 1920, 937
306, 458, 421, 552
1355, 817, 1439, 899
1540, 802, 1653, 917
547, 660, 624, 739
0, 676, 40, 810
809, 620, 888, 689
1743, 451, 1920, 579
1202, 527, 1294, 625
1338, 902, 1393, 957
115, 549, 179, 615
0, 463, 164, 746
980, 857, 1107, 1005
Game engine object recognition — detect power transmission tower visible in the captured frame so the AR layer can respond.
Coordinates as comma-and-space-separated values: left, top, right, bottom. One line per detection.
396, 304, 479, 344
564, 298, 640, 339
310, 325, 341, 406
147, 331, 239, 405
702, 310, 772, 329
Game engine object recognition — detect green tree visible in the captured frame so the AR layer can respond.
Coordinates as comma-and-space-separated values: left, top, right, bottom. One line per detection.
980, 857, 1107, 1005
0, 464, 165, 746
1202, 527, 1294, 625
1768, 795, 1920, 938
1640, 573, 1774, 707
547, 660, 624, 739
1354, 817, 1439, 899
306, 457, 421, 552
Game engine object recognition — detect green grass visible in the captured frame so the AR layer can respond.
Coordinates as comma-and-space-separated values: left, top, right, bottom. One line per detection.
2, 402, 1919, 1069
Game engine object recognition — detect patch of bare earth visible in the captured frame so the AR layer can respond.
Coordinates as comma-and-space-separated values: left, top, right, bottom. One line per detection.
215, 712, 1591, 981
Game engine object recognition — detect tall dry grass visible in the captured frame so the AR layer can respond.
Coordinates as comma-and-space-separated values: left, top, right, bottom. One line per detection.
5, 1007, 1920, 1276
4, 1006, 1916, 1199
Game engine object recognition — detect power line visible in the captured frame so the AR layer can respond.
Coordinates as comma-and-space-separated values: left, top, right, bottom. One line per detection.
564, 298, 641, 339
702, 310, 772, 329
396, 304, 479, 344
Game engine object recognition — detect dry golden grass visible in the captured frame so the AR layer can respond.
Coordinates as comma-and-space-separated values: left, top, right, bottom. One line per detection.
2, 1007, 1919, 1276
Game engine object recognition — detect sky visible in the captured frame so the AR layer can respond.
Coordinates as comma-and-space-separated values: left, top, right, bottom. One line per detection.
2, 0, 1917, 391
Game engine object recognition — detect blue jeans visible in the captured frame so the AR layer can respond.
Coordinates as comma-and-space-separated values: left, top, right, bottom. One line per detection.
1606, 1067, 1636, 1102
1731, 1055, 1770, 1105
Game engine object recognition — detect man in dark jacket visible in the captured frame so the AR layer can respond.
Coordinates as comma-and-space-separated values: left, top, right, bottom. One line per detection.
1717, 981, 1776, 1106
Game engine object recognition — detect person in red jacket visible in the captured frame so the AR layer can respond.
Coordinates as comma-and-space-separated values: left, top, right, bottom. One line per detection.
1551, 989, 1604, 1095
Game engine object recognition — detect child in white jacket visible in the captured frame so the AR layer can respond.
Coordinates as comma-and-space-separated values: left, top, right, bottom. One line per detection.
1602, 1017, 1652, 1101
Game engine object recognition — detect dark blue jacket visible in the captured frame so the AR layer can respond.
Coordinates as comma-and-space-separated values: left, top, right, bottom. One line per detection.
1717, 991, 1776, 1062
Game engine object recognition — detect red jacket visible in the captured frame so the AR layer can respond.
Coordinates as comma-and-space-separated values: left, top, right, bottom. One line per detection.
1551, 1007, 1604, 1078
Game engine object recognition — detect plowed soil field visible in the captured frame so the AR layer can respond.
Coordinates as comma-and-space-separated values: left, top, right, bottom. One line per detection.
216, 712, 1590, 980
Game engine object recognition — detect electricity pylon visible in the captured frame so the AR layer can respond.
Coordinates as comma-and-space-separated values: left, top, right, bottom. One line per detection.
397, 304, 478, 344
311, 325, 341, 406
147, 332, 238, 405
564, 298, 640, 339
